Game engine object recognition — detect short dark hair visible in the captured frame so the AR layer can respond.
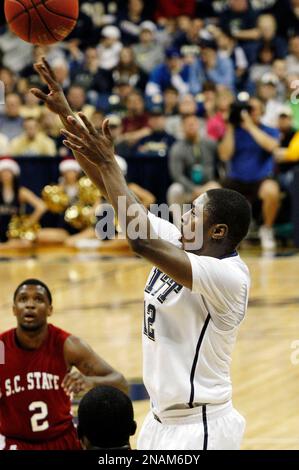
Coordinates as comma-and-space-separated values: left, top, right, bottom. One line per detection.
206, 189, 251, 248
77, 386, 135, 449
13, 279, 52, 305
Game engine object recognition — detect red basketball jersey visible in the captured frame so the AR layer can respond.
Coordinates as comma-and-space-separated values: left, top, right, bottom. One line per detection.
0, 324, 75, 443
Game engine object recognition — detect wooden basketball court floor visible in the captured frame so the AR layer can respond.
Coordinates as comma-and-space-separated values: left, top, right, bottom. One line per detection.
1, 245, 299, 450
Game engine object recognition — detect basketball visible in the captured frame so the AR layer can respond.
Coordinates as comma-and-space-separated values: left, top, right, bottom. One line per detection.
4, 0, 79, 45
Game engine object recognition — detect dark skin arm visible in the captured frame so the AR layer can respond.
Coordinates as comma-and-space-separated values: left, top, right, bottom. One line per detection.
61, 116, 193, 289
62, 335, 128, 395
30, 58, 109, 200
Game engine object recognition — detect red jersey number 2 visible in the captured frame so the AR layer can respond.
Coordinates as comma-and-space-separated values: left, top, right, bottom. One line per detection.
29, 401, 49, 432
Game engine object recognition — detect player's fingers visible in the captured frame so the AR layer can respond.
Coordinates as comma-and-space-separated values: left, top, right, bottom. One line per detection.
60, 129, 85, 145
102, 119, 113, 142
63, 140, 84, 152
42, 57, 56, 80
30, 88, 48, 101
78, 112, 97, 136
66, 116, 90, 139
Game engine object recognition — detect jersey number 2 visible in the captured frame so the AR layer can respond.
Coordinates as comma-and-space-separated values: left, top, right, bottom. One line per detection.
144, 303, 156, 341
29, 401, 49, 432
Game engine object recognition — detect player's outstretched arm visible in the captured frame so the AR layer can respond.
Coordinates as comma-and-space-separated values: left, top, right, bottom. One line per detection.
61, 115, 193, 289
62, 335, 128, 396
30, 57, 109, 199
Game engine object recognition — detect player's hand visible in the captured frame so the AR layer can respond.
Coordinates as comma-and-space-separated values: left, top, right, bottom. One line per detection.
61, 114, 115, 167
30, 57, 71, 117
62, 371, 93, 396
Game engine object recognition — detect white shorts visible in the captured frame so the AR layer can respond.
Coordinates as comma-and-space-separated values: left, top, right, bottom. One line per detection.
137, 402, 246, 450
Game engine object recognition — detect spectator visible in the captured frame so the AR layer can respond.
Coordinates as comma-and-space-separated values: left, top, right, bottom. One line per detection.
0, 30, 33, 73
189, 37, 235, 94
162, 86, 179, 116
113, 47, 147, 91
206, 88, 234, 141
154, 0, 196, 21
269, 0, 299, 39
257, 73, 285, 127
0, 67, 17, 95
0, 133, 9, 156
249, 43, 275, 84
145, 48, 190, 99
70, 47, 113, 94
172, 17, 203, 50
272, 59, 288, 102
107, 78, 135, 115
51, 58, 70, 91
167, 114, 219, 207
255, 14, 287, 60
133, 21, 164, 74
118, 0, 146, 45
20, 91, 42, 120
120, 90, 150, 146
97, 26, 122, 70
9, 117, 57, 157
0, 158, 46, 245
77, 386, 136, 450
107, 114, 131, 157
66, 86, 95, 120
135, 107, 175, 157
0, 93, 24, 141
273, 107, 298, 192
286, 35, 299, 75
165, 93, 203, 140
216, 28, 248, 91
219, 0, 260, 64
219, 97, 280, 250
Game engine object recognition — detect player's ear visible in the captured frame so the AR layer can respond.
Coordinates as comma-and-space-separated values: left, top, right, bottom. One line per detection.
47, 305, 53, 317
130, 420, 137, 436
12, 303, 17, 317
211, 224, 228, 240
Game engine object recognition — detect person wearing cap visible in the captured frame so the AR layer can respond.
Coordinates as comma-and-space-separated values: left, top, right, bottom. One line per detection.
256, 73, 284, 128
135, 107, 175, 157
133, 21, 164, 74
97, 25, 122, 71
0, 158, 46, 245
145, 47, 191, 99
8, 117, 57, 157
188, 35, 235, 94
219, 97, 281, 251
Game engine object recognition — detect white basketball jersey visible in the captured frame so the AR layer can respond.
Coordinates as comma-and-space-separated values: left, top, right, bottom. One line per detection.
143, 213, 250, 415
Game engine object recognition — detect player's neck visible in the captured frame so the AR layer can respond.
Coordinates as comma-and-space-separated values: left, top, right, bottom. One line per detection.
15, 324, 49, 350
194, 244, 235, 259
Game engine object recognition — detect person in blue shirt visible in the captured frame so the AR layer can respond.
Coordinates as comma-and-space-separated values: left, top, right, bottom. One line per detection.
145, 48, 190, 100
218, 97, 280, 251
188, 37, 235, 95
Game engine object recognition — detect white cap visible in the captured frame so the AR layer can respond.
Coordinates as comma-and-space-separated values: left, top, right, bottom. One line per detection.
101, 25, 121, 40
278, 105, 292, 117
115, 155, 127, 176
59, 159, 81, 174
140, 21, 157, 34
0, 158, 20, 176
